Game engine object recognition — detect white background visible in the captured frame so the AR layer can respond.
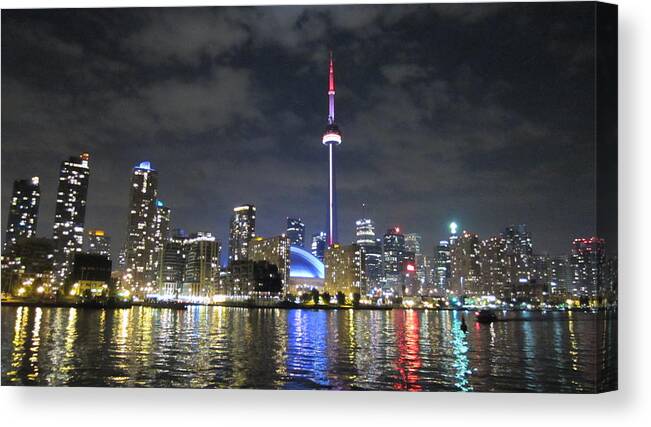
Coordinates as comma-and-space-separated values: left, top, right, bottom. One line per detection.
0, 0, 649, 425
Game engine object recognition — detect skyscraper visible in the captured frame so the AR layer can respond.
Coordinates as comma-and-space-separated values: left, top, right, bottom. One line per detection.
449, 230, 481, 294
322, 52, 342, 246
448, 222, 459, 246
4, 177, 40, 252
85, 229, 111, 258
382, 227, 405, 295
404, 233, 422, 256
155, 200, 171, 252
52, 152, 90, 288
548, 256, 571, 295
229, 204, 256, 263
355, 218, 382, 292
479, 236, 508, 296
311, 231, 327, 262
570, 237, 606, 297
405, 233, 426, 289
433, 240, 451, 292
124, 161, 159, 296
286, 217, 305, 248
153, 199, 171, 281
503, 224, 534, 288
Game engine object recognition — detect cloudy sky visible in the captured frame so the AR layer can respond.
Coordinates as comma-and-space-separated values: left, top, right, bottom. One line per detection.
2, 3, 608, 263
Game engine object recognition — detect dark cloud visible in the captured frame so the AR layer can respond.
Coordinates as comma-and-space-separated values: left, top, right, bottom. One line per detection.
1, 3, 603, 264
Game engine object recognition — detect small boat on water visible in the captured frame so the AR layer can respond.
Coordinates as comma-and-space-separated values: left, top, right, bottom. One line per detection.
475, 309, 498, 324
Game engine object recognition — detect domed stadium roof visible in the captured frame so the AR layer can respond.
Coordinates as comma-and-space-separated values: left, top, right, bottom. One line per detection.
290, 246, 324, 279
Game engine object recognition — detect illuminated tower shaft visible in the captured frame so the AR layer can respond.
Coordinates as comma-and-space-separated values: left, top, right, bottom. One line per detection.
322, 52, 342, 246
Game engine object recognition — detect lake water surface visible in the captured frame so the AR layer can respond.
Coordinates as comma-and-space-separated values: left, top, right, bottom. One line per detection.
1, 305, 617, 392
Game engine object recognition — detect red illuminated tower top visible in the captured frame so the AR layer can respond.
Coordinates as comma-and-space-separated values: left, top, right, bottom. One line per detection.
328, 51, 335, 97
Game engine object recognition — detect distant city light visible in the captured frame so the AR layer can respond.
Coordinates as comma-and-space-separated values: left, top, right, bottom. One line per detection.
449, 222, 458, 235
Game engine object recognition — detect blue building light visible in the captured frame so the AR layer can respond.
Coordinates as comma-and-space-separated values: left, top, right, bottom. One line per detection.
289, 246, 325, 279
137, 161, 153, 171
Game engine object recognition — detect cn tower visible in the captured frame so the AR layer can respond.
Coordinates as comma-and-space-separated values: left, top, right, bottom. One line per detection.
322, 51, 342, 246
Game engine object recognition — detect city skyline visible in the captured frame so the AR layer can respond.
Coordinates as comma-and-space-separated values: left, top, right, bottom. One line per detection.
0, 2, 618, 395
2, 4, 614, 266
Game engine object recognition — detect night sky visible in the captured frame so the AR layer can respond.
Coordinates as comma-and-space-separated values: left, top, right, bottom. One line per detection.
2, 3, 604, 264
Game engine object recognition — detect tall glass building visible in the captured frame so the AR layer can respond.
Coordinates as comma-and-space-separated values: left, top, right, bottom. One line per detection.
503, 224, 534, 287
4, 177, 40, 252
153, 199, 171, 281
570, 237, 606, 297
183, 232, 220, 299
382, 227, 405, 296
449, 230, 481, 294
404, 233, 422, 255
479, 236, 508, 295
229, 204, 256, 263
124, 161, 159, 297
157, 229, 188, 297
355, 218, 382, 292
311, 231, 327, 262
286, 217, 305, 248
52, 153, 90, 288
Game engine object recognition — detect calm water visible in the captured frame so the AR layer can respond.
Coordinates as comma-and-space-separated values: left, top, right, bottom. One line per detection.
1, 305, 617, 392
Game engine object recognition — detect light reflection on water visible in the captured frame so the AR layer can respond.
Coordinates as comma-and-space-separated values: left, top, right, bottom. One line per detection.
1, 306, 616, 392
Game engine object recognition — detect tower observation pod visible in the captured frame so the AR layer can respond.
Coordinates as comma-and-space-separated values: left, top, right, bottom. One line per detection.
322, 51, 342, 246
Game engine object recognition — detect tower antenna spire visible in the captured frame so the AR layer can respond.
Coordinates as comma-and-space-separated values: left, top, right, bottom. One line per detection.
328, 50, 335, 124
322, 50, 342, 246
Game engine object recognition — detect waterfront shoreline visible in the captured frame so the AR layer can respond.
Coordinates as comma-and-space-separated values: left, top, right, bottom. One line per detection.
1, 298, 614, 313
